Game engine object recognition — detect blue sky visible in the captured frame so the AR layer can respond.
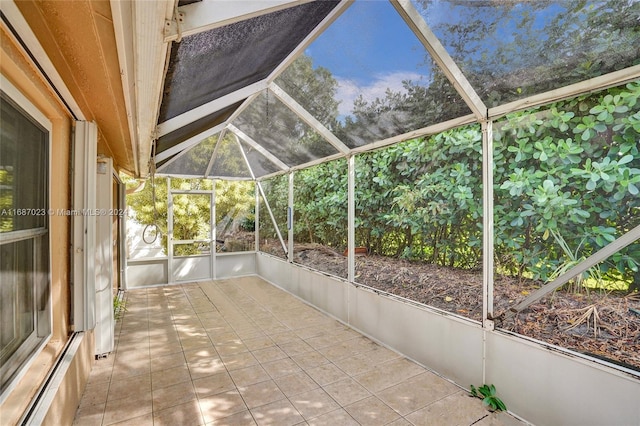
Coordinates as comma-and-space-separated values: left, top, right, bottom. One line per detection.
304, 0, 433, 116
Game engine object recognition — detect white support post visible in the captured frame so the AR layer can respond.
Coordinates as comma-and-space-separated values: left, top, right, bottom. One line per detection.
211, 179, 216, 279
72, 121, 97, 332
288, 172, 294, 263
255, 181, 260, 252
348, 156, 355, 283
482, 121, 494, 326
167, 177, 174, 284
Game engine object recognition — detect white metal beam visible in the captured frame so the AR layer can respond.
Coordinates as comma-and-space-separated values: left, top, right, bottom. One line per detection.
489, 65, 640, 119
155, 123, 225, 164
392, 0, 487, 120
165, 0, 312, 42
269, 83, 351, 154
157, 80, 268, 137
227, 124, 289, 171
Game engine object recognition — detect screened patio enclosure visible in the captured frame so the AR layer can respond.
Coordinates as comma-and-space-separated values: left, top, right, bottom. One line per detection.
124, 1, 640, 425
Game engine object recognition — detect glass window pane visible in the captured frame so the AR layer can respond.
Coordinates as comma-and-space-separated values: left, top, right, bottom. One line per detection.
1, 94, 48, 232
413, 0, 640, 107
276, 0, 472, 149
0, 239, 35, 369
233, 91, 338, 167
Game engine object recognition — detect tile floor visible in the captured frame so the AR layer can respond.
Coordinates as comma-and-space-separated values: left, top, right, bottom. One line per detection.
73, 276, 525, 426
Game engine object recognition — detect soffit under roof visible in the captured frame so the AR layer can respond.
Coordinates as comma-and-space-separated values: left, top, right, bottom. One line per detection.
154, 0, 640, 181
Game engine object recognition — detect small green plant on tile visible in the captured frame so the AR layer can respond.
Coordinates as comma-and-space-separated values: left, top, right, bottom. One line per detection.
113, 294, 127, 321
470, 384, 507, 412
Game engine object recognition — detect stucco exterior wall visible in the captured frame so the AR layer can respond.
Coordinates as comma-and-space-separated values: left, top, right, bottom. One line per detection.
1, 23, 80, 425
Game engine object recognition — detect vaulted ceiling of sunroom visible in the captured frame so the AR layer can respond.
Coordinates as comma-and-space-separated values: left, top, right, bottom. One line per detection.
153, 0, 640, 180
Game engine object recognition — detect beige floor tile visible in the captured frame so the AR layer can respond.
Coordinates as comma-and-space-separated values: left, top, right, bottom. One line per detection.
208, 409, 257, 425
242, 336, 275, 351
405, 391, 489, 426
110, 362, 150, 381
290, 388, 340, 420
193, 371, 236, 399
154, 399, 204, 426
189, 358, 228, 380
305, 363, 346, 386
221, 351, 259, 371
78, 380, 110, 406
249, 399, 304, 426
353, 357, 424, 393
376, 372, 459, 416
151, 364, 192, 389
107, 373, 151, 402
73, 401, 105, 426
262, 358, 302, 379
268, 331, 300, 345
251, 346, 287, 364
216, 342, 250, 356
305, 334, 338, 350
344, 395, 401, 425
199, 390, 249, 423
184, 347, 221, 364
322, 377, 371, 407
333, 351, 381, 377
387, 418, 413, 425
237, 380, 286, 409
109, 412, 154, 426
228, 365, 271, 387
273, 371, 319, 398
152, 380, 197, 412
182, 337, 215, 352
151, 351, 187, 372
278, 339, 314, 357
306, 408, 359, 426
290, 350, 329, 370
102, 393, 152, 425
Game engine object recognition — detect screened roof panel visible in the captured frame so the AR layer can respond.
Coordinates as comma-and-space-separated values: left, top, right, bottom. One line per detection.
159, 135, 217, 176
158, 1, 340, 123
274, 0, 472, 149
208, 134, 252, 179
412, 0, 640, 108
233, 91, 338, 167
238, 140, 283, 178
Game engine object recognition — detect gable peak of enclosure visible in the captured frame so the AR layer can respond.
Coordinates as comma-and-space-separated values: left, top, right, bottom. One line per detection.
153, 0, 640, 181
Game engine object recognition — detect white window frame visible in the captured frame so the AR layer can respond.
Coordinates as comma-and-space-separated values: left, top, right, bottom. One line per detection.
0, 74, 53, 402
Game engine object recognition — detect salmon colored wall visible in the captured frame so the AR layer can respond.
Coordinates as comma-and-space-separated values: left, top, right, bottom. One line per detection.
1, 24, 75, 425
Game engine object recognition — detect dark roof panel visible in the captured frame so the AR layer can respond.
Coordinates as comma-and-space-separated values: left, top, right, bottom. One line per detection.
156, 101, 242, 156
158, 1, 340, 123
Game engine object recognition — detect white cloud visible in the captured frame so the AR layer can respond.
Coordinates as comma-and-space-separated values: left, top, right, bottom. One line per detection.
335, 71, 424, 117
